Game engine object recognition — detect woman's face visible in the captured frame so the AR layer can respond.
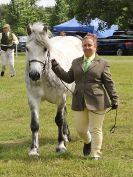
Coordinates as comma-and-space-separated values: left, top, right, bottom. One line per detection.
3, 27, 9, 33
82, 38, 97, 57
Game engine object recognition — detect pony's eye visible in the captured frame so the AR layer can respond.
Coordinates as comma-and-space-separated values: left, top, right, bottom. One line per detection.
44, 47, 47, 52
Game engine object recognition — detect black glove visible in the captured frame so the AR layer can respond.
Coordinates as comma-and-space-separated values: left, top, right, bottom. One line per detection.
51, 59, 58, 69
111, 103, 118, 110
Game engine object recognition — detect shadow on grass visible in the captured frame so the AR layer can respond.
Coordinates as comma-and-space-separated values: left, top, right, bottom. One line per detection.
0, 136, 81, 162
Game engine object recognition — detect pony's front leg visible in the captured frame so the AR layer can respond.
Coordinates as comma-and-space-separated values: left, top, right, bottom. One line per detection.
28, 96, 40, 156
55, 105, 70, 153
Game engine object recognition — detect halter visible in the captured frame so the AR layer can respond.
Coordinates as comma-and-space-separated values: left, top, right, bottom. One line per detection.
29, 51, 50, 73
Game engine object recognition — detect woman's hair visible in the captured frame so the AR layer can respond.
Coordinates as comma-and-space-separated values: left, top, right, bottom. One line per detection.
3, 24, 10, 30
82, 33, 97, 46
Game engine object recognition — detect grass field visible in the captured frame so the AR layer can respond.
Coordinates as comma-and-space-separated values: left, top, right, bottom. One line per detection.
0, 54, 133, 177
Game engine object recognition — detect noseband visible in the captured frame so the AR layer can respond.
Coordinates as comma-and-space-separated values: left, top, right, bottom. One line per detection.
29, 51, 50, 73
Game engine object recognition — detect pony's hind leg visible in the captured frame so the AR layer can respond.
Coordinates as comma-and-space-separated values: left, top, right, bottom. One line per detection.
28, 97, 40, 156
55, 105, 70, 152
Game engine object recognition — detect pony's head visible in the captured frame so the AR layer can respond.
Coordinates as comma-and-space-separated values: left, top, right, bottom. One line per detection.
26, 22, 50, 81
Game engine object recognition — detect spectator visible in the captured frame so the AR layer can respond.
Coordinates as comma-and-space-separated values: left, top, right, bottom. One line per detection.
51, 33, 119, 160
0, 24, 19, 77
59, 31, 66, 36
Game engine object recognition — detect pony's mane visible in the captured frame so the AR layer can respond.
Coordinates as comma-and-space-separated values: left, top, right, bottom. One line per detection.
31, 22, 45, 33
27, 22, 50, 49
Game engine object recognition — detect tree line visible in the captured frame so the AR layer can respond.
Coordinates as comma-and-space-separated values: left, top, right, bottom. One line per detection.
0, 0, 132, 35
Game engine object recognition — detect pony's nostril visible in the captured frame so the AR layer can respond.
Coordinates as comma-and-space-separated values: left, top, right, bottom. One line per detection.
29, 71, 40, 81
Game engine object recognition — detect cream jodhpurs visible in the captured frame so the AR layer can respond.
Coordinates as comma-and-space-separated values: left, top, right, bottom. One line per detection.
1, 49, 15, 76
73, 108, 106, 158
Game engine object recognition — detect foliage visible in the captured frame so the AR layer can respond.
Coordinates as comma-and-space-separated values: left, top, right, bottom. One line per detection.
0, 54, 133, 176
51, 0, 70, 26
0, 5, 9, 32
71, 0, 133, 30
7, 0, 39, 35
0, 0, 55, 35
0, 0, 132, 34
36, 6, 55, 29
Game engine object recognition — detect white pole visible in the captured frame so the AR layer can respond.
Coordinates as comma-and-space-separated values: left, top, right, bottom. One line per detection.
15, 45, 18, 57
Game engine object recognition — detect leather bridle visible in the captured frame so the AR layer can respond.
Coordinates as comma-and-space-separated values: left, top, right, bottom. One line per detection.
29, 51, 50, 73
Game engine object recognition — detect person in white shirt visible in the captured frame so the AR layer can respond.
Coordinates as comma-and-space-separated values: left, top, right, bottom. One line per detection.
0, 24, 19, 77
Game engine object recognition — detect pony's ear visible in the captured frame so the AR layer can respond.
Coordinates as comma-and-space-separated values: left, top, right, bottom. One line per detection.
43, 25, 48, 32
27, 25, 32, 35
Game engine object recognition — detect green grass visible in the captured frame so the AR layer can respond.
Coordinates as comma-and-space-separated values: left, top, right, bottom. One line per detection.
0, 54, 133, 177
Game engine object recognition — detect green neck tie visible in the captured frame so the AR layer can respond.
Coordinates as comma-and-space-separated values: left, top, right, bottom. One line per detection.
83, 59, 92, 72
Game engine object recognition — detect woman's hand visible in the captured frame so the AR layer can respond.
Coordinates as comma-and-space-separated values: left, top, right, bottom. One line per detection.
51, 59, 58, 69
111, 103, 118, 109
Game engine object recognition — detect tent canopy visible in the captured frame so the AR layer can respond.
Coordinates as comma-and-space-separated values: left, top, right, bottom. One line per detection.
90, 18, 118, 38
53, 17, 118, 38
53, 17, 94, 33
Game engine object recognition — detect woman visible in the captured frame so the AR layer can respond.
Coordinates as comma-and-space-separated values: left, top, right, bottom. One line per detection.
51, 33, 118, 160
0, 24, 19, 77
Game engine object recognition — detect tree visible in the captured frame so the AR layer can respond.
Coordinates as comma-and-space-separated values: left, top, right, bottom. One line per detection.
36, 6, 55, 28
0, 5, 9, 31
5, 0, 55, 35
7, 0, 39, 35
0, 0, 55, 35
51, 0, 70, 26
71, 0, 133, 30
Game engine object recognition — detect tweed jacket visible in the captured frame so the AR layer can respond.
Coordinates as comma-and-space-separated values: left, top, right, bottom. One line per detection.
52, 55, 118, 111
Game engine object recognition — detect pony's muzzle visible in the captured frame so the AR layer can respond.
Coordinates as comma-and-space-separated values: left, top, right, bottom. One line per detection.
29, 71, 40, 81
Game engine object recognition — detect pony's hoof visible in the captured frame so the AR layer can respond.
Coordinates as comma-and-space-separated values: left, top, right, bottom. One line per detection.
56, 146, 67, 153
29, 148, 39, 157
56, 141, 67, 153
56, 147, 67, 153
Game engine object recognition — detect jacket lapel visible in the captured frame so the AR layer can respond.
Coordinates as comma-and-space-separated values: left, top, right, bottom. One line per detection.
76, 55, 101, 73
77, 56, 84, 72
86, 55, 100, 71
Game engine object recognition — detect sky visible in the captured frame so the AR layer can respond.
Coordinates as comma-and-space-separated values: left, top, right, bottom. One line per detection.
0, 0, 56, 7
